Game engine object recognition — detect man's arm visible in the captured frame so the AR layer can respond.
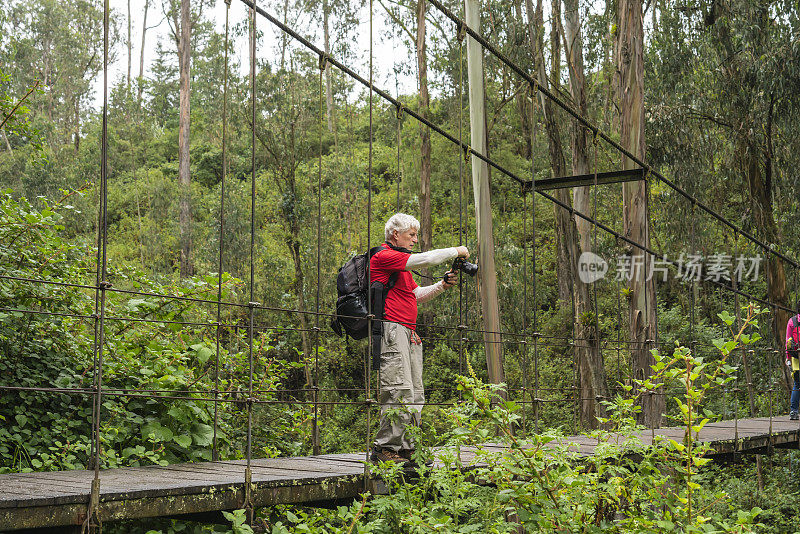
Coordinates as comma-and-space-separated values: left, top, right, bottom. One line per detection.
414, 281, 446, 304
405, 246, 469, 270
413, 271, 458, 304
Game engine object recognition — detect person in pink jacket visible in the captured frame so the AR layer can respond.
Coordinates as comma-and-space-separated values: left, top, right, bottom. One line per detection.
785, 303, 800, 420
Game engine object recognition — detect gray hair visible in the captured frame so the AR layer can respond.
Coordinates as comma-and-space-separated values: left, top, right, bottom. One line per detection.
384, 213, 420, 242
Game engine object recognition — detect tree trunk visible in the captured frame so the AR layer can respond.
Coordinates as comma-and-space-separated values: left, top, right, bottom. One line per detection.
323, 0, 335, 132
1, 129, 11, 151
563, 0, 608, 427
138, 0, 149, 103
289, 234, 313, 387
563, 0, 591, 253
511, 0, 532, 160
178, 0, 193, 278
280, 0, 290, 71
74, 97, 80, 152
527, 0, 569, 303
741, 133, 790, 390
465, 0, 505, 389
127, 0, 132, 86
417, 0, 432, 255
616, 0, 662, 427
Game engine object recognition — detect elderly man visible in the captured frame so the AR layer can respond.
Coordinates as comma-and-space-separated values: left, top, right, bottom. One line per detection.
369, 213, 469, 464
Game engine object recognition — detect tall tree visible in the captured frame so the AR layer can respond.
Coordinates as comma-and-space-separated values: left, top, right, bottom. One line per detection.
527, 0, 606, 426
127, 0, 132, 86
137, 0, 150, 104
526, 0, 570, 299
563, 0, 608, 426
701, 0, 795, 390
252, 67, 317, 391
169, 0, 195, 277
616, 0, 662, 426
563, 0, 590, 253
416, 0, 432, 258
322, 0, 334, 132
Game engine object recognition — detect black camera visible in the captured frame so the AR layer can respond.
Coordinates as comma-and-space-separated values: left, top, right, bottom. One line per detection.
447, 257, 479, 278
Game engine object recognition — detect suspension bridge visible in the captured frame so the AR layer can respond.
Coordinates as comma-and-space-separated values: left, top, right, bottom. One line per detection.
2, 416, 800, 531
2, 0, 799, 532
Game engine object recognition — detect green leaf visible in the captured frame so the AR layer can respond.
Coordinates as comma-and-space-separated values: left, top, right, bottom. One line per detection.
173, 434, 192, 448
194, 346, 213, 365
15, 414, 27, 427
191, 423, 214, 446
718, 311, 735, 326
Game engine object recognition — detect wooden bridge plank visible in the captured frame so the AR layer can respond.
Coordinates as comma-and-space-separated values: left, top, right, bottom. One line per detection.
1, 416, 798, 531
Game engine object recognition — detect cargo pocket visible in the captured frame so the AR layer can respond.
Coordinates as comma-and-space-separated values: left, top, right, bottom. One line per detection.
380, 351, 406, 387
380, 323, 405, 387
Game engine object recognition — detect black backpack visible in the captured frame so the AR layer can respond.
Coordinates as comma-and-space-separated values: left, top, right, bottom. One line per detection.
331, 246, 399, 340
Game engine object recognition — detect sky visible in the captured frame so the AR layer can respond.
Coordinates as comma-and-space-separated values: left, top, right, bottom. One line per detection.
95, 0, 419, 109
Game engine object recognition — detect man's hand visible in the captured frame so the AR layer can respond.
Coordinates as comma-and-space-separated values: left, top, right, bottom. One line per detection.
443, 270, 458, 288
456, 246, 470, 258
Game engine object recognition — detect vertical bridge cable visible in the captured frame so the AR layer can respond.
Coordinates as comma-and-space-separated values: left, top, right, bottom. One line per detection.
457, 22, 465, 386
591, 131, 602, 417
364, 0, 374, 489
521, 185, 528, 434
81, 0, 111, 533
642, 169, 653, 437
313, 53, 325, 456
213, 0, 233, 462
83, 0, 110, 531
245, 1, 257, 522
690, 202, 697, 357
529, 80, 539, 434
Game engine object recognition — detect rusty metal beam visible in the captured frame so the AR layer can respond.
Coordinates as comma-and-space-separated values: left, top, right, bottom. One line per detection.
524, 168, 646, 192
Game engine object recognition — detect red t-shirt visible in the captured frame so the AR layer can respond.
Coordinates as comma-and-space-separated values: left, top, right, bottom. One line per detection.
370, 244, 419, 329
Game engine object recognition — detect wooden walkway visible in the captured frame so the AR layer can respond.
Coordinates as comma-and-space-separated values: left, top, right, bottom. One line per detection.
2, 416, 799, 532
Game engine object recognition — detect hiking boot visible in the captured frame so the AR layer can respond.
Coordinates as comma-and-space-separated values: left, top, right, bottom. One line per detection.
791, 411, 799, 421
370, 446, 408, 464
399, 449, 433, 468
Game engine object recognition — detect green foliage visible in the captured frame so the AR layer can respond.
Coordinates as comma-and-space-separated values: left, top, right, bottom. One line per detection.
0, 194, 310, 472
253, 310, 765, 532
1, 0, 798, 530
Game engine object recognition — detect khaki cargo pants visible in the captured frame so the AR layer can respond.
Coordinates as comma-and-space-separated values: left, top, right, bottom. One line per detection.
374, 321, 424, 452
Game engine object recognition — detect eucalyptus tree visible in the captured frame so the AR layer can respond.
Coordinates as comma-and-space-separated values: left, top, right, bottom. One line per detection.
645, 0, 800, 391
0, 0, 106, 155
615, 0, 663, 427
165, 0, 214, 278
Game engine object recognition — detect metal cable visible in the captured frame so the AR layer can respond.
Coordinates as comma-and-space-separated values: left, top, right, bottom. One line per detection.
212, 0, 232, 462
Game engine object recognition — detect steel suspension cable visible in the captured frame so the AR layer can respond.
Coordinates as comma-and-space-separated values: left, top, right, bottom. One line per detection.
212, 0, 232, 463
396, 76, 402, 212
84, 0, 110, 531
529, 80, 540, 434
364, 0, 374, 488
313, 53, 325, 456
457, 23, 465, 383
244, 1, 257, 522
591, 132, 602, 411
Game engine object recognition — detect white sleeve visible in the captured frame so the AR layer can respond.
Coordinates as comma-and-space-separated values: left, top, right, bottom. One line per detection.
413, 280, 446, 304
405, 247, 459, 270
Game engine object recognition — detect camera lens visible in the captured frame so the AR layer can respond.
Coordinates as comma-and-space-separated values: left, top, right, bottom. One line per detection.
462, 261, 479, 276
